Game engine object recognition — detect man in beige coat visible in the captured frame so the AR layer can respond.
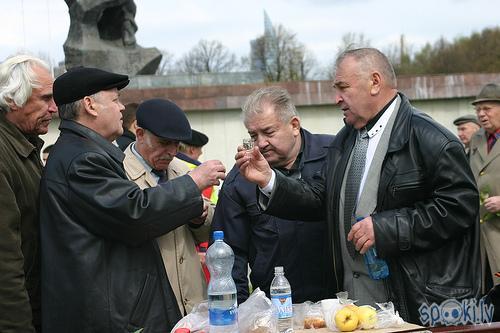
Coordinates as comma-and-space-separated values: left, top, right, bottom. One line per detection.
123, 98, 213, 315
469, 83, 500, 289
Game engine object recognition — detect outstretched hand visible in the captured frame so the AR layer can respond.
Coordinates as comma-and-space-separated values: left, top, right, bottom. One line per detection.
235, 145, 273, 188
188, 160, 226, 191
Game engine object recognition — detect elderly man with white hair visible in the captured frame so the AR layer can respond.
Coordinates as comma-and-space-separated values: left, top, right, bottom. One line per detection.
0, 54, 57, 332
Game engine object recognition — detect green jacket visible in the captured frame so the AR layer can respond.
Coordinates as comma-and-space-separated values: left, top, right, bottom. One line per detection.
0, 113, 43, 332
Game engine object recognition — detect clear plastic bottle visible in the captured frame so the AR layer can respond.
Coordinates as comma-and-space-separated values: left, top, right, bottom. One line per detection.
206, 231, 238, 333
270, 266, 293, 333
356, 217, 389, 280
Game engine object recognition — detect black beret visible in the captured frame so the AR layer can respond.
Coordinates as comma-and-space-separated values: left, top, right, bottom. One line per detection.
182, 129, 208, 147
53, 66, 129, 106
136, 98, 191, 141
453, 114, 480, 126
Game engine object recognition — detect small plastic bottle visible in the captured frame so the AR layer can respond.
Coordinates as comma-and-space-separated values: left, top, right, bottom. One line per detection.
356, 217, 389, 280
206, 231, 238, 333
270, 266, 293, 333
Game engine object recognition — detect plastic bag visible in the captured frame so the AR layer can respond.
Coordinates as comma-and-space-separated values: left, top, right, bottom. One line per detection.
374, 302, 404, 329
238, 288, 277, 333
170, 301, 209, 333
302, 301, 327, 329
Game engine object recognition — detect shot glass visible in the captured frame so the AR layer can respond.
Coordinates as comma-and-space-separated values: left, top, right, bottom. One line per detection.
242, 138, 254, 151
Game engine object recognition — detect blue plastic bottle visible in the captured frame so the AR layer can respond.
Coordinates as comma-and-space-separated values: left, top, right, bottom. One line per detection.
207, 231, 238, 333
356, 217, 389, 280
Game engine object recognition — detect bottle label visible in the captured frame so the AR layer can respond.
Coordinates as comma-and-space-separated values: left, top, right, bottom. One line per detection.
271, 293, 293, 319
209, 307, 237, 326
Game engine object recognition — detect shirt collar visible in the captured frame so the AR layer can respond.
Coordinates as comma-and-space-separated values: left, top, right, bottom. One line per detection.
365, 95, 398, 139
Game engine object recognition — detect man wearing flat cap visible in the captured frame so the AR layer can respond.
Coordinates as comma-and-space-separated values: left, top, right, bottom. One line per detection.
122, 98, 213, 315
39, 67, 226, 332
453, 114, 481, 157
469, 83, 500, 290
177, 129, 218, 203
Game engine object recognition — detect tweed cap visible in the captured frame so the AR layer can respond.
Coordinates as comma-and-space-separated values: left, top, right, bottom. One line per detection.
472, 83, 500, 105
182, 129, 208, 147
136, 98, 192, 141
453, 114, 480, 126
53, 66, 129, 106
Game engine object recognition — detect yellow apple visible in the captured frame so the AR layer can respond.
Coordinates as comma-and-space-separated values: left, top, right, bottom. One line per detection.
334, 307, 359, 332
357, 305, 378, 330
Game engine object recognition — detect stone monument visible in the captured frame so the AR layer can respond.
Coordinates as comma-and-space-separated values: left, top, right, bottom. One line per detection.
63, 0, 162, 75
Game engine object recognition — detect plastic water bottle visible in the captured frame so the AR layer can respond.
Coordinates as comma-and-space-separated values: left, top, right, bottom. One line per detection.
270, 266, 293, 333
206, 231, 238, 333
356, 217, 389, 280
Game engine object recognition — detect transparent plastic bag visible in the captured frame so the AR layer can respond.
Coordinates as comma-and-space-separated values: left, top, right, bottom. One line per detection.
238, 288, 277, 333
170, 301, 209, 333
374, 302, 404, 329
302, 301, 326, 329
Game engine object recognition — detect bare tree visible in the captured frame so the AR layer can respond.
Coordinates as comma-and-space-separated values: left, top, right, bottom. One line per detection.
326, 32, 371, 79
251, 24, 317, 82
156, 49, 176, 75
176, 39, 238, 74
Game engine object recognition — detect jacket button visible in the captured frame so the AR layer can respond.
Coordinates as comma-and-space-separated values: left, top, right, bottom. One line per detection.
184, 298, 189, 305
179, 257, 184, 264
479, 171, 485, 176
353, 272, 360, 278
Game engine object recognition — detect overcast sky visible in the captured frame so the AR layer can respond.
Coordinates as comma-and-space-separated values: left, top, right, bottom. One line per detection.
2, 0, 499, 70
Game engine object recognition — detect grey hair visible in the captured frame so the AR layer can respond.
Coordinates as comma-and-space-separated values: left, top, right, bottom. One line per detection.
242, 86, 298, 126
334, 48, 397, 88
57, 91, 103, 121
0, 54, 50, 112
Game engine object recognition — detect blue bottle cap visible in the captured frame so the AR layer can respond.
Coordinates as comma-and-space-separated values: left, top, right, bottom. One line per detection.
213, 230, 224, 240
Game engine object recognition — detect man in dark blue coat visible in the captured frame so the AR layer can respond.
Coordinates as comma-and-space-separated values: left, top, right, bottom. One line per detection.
212, 86, 334, 304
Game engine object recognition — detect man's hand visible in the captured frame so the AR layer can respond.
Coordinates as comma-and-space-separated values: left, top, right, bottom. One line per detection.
347, 216, 375, 254
484, 196, 500, 213
235, 145, 272, 188
190, 201, 209, 225
188, 160, 226, 191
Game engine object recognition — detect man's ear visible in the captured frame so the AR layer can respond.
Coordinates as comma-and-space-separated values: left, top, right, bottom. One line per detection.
135, 127, 145, 140
82, 96, 98, 117
290, 116, 301, 135
370, 71, 382, 95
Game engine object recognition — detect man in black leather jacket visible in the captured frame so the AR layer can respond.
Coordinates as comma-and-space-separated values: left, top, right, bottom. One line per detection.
40, 67, 226, 332
235, 48, 480, 325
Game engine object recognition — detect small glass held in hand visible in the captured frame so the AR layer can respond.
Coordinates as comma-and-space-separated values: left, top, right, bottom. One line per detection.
242, 138, 254, 151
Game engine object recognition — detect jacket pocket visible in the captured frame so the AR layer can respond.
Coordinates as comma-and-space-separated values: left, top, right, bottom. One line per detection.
127, 273, 157, 331
425, 283, 472, 302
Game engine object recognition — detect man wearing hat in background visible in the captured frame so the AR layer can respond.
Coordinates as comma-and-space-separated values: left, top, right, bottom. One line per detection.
453, 114, 481, 157
39, 67, 226, 332
177, 129, 218, 203
469, 83, 500, 291
123, 98, 213, 315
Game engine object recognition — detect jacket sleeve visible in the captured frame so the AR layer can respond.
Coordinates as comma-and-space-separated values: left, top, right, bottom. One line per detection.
0, 173, 35, 333
65, 152, 204, 246
373, 140, 479, 258
211, 177, 252, 304
264, 168, 326, 221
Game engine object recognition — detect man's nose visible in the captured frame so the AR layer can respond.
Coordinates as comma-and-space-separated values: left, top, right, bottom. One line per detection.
48, 99, 58, 113
335, 93, 343, 105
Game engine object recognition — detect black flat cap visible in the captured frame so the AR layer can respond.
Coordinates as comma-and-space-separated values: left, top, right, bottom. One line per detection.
472, 83, 500, 105
53, 66, 129, 106
136, 98, 191, 141
453, 114, 480, 126
182, 129, 209, 147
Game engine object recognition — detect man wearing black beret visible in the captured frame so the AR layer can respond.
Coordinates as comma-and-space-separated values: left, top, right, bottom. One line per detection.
177, 129, 218, 204
39, 67, 226, 333
123, 98, 214, 316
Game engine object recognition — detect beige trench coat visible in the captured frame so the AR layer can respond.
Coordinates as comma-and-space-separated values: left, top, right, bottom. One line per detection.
469, 128, 500, 287
123, 145, 212, 314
